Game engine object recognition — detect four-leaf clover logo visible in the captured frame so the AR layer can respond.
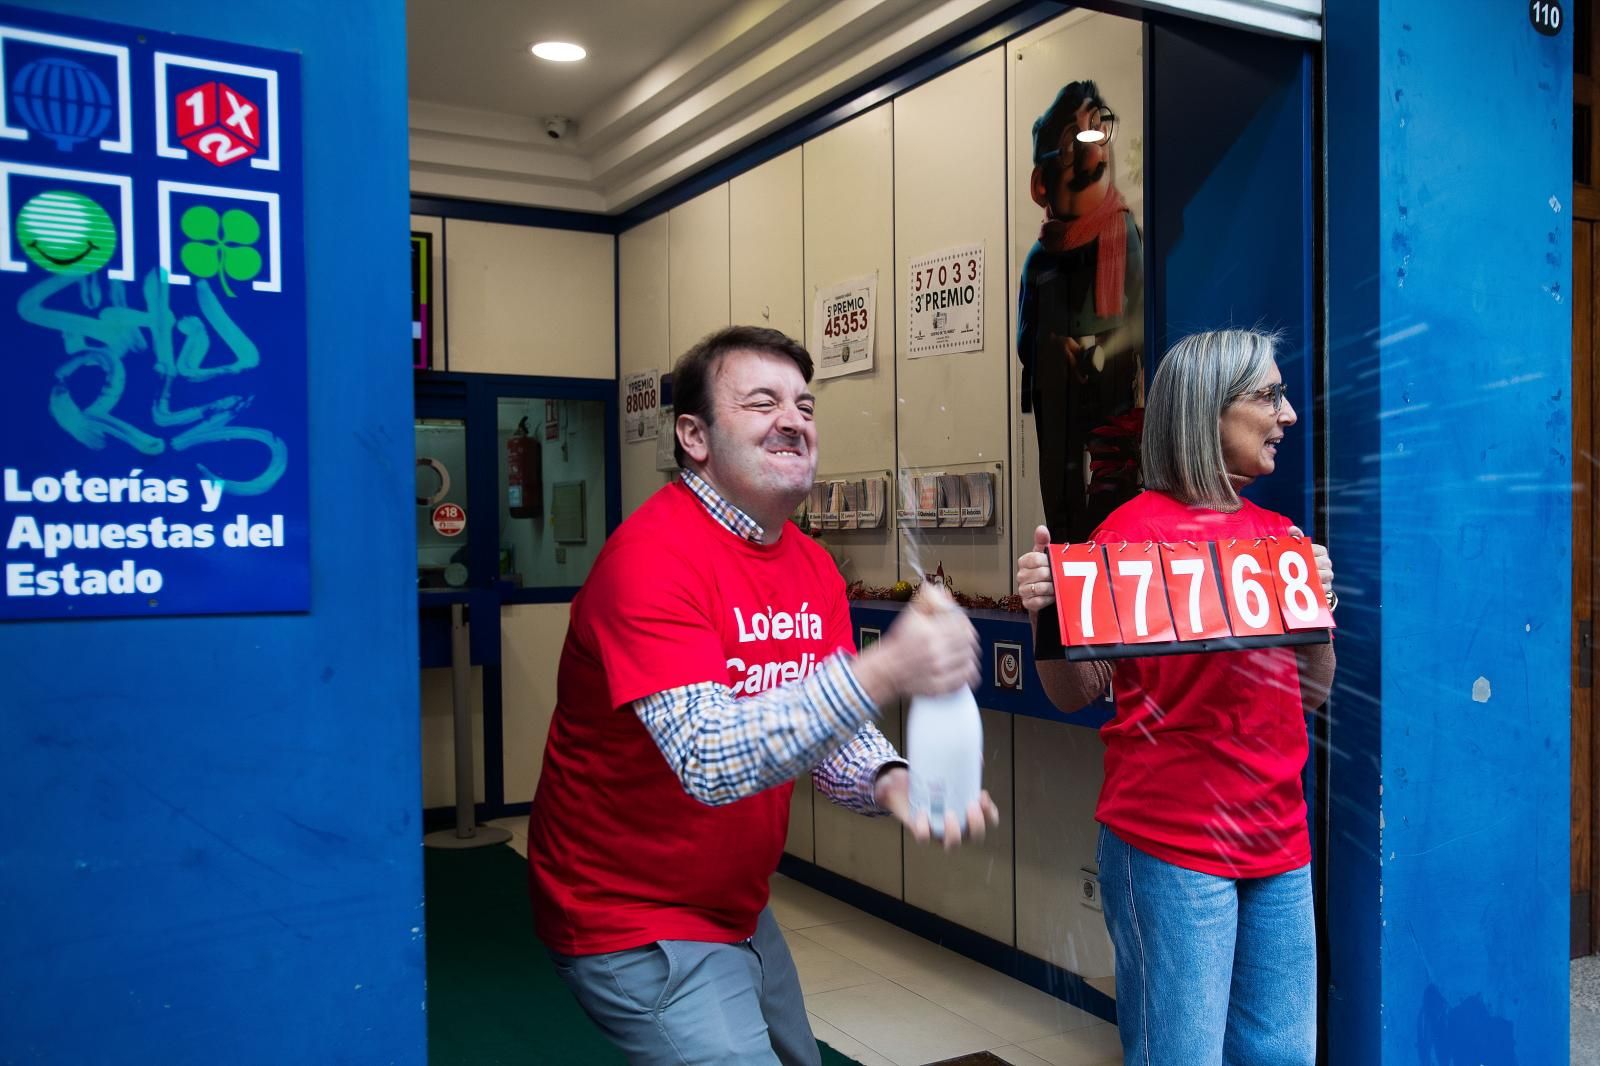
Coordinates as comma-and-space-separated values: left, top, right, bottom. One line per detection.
179, 205, 262, 297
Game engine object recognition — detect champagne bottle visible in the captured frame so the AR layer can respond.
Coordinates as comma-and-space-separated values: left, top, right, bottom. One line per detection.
906, 686, 984, 840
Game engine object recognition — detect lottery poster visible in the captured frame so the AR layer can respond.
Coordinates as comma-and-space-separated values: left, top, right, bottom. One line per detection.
907, 242, 983, 358
623, 370, 659, 443
812, 274, 876, 380
0, 5, 307, 619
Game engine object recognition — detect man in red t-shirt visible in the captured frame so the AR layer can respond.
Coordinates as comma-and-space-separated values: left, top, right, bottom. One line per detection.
528, 325, 999, 1065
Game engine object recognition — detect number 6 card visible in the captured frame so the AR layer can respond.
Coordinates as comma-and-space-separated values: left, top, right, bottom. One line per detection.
1215, 539, 1286, 637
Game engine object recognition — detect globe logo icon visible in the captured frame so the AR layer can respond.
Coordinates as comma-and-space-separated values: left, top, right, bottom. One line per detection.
11, 56, 113, 151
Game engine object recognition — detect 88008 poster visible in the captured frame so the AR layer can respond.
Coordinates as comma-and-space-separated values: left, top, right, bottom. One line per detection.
0, 5, 306, 620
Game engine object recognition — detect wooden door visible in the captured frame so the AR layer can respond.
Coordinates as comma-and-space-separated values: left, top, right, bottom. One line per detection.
1575, 0, 1599, 960
1575, 221, 1597, 959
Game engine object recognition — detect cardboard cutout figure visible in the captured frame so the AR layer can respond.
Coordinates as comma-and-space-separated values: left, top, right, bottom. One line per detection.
1017, 80, 1145, 542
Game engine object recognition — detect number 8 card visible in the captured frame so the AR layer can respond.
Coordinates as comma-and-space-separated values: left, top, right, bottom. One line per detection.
1266, 536, 1336, 631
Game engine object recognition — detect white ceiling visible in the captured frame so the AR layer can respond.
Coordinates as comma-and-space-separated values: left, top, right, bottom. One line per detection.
406, 0, 1323, 217
407, 0, 770, 124
407, 0, 1024, 214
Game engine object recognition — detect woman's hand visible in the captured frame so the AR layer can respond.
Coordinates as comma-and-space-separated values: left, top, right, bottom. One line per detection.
1016, 525, 1055, 613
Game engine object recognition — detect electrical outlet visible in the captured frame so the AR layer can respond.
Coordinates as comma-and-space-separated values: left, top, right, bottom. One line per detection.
1077, 871, 1101, 911
555, 546, 567, 564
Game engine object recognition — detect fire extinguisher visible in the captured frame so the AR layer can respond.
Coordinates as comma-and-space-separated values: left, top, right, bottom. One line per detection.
507, 416, 542, 519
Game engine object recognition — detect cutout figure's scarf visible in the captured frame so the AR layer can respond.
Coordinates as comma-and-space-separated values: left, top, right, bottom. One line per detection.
1039, 185, 1129, 319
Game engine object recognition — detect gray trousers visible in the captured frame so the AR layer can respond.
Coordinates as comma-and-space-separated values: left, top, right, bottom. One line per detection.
549, 906, 821, 1066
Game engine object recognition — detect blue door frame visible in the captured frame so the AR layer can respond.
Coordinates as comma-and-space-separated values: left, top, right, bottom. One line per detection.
415, 370, 619, 825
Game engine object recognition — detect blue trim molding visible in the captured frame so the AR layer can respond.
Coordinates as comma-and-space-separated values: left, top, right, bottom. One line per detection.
409, 195, 616, 234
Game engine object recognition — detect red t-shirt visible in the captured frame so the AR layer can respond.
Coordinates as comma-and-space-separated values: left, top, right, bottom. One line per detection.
527, 481, 854, 954
1090, 490, 1311, 878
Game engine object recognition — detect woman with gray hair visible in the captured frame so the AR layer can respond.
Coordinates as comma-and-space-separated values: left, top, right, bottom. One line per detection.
1015, 328, 1336, 1065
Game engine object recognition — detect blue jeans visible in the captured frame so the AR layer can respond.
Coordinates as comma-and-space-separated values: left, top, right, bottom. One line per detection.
548, 906, 820, 1066
1098, 826, 1315, 1066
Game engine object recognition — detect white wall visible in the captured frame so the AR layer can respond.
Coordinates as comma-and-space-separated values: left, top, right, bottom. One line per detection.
618, 215, 672, 515
804, 105, 900, 588
444, 221, 614, 377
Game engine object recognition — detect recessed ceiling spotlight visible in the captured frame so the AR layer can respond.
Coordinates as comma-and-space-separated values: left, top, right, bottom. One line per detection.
531, 41, 586, 62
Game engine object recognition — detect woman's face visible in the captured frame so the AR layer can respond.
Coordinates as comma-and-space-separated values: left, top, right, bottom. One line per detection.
1219, 362, 1297, 486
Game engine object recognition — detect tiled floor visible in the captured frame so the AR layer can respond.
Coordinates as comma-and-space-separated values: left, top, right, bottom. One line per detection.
1575, 955, 1600, 1065
488, 816, 1123, 1066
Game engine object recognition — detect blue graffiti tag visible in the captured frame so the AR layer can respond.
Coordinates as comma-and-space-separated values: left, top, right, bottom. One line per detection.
16, 268, 287, 496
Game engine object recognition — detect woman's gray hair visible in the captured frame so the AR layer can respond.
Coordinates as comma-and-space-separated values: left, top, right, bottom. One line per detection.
1141, 328, 1282, 510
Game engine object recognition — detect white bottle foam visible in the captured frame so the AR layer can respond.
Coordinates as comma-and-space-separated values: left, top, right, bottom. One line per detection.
906, 686, 984, 840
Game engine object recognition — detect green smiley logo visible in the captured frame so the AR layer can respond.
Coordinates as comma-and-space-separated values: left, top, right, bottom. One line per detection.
15, 189, 117, 275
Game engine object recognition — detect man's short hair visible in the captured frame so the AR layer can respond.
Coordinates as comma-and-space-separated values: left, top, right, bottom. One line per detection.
671, 325, 815, 467
1031, 80, 1102, 169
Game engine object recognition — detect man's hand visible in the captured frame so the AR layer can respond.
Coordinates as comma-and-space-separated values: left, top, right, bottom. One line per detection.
1016, 525, 1055, 614
873, 766, 1001, 852
854, 584, 980, 706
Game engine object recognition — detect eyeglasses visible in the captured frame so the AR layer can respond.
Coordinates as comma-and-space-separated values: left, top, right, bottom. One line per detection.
1072, 106, 1116, 147
1037, 106, 1118, 166
1242, 382, 1289, 413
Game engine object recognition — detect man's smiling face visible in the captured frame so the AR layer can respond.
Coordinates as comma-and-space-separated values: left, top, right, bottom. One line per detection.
695, 348, 819, 523
16, 190, 116, 275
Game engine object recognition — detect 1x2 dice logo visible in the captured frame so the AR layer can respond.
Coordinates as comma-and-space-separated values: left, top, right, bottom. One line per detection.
175, 82, 260, 167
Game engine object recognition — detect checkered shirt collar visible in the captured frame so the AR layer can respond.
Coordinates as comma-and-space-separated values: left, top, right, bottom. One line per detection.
679, 467, 766, 543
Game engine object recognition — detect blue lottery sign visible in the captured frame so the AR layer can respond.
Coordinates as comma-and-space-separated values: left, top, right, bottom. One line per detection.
0, 5, 306, 619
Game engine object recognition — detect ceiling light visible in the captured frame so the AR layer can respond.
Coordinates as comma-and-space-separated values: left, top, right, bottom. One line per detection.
531, 41, 586, 62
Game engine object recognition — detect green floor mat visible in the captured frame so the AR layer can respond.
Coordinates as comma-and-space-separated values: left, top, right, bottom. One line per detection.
424, 843, 865, 1065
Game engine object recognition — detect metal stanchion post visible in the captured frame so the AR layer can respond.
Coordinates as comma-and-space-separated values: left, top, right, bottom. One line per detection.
424, 602, 512, 849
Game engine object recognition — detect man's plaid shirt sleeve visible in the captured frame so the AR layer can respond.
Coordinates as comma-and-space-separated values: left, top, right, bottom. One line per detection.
634, 652, 904, 813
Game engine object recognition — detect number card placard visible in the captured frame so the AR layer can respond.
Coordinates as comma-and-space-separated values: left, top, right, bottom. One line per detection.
1107, 543, 1176, 643
1044, 535, 1335, 660
1049, 542, 1121, 646
1159, 541, 1231, 641
1267, 536, 1335, 631
1215, 539, 1286, 637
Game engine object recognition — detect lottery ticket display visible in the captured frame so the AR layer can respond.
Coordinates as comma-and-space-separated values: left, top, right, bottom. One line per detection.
1049, 537, 1334, 660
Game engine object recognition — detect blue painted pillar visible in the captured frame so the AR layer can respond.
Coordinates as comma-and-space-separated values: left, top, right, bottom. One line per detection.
0, 2, 422, 1063
1324, 1, 1571, 1062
